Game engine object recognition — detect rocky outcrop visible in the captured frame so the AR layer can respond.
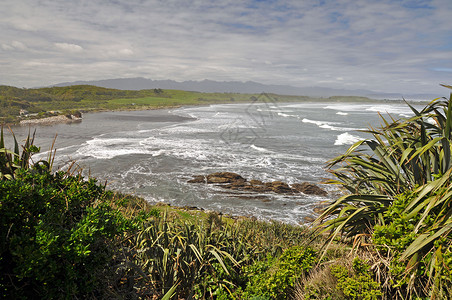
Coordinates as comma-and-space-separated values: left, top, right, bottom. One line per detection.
188, 172, 327, 196
20, 114, 82, 126
291, 182, 328, 196
187, 172, 246, 184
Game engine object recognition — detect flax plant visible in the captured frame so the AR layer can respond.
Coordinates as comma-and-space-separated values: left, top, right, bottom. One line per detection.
134, 213, 240, 298
0, 126, 54, 179
316, 86, 452, 297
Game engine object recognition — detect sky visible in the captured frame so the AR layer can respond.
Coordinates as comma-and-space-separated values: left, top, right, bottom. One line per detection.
1, 0, 451, 95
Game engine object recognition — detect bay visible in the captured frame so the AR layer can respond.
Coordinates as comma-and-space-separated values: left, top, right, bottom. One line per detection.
8, 100, 421, 224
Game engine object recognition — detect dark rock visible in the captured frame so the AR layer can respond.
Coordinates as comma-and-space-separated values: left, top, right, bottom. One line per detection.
291, 182, 327, 196
269, 181, 294, 194
188, 172, 246, 184
206, 172, 246, 184
188, 172, 327, 197
249, 179, 264, 185
187, 175, 207, 183
270, 181, 288, 187
243, 185, 272, 193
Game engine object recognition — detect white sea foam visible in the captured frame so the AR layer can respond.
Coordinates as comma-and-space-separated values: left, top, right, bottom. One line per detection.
76, 137, 147, 159
334, 132, 361, 145
277, 112, 298, 118
324, 104, 366, 112
151, 149, 167, 157
336, 112, 348, 115
365, 105, 415, 116
302, 118, 349, 131
250, 144, 270, 152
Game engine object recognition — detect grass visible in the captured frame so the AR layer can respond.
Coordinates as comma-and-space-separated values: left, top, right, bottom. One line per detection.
1, 84, 388, 124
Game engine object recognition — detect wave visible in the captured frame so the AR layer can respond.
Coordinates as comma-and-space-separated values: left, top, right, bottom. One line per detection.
334, 132, 361, 145
302, 118, 345, 131
302, 118, 364, 132
277, 112, 299, 118
250, 144, 270, 152
336, 112, 348, 116
324, 104, 365, 112
365, 105, 415, 116
76, 138, 147, 159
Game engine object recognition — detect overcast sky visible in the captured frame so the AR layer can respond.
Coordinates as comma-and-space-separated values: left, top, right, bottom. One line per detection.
1, 0, 451, 94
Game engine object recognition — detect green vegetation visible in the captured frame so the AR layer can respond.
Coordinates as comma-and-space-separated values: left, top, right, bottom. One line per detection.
0, 84, 376, 124
242, 246, 317, 299
316, 86, 452, 299
301, 257, 382, 300
0, 127, 329, 299
1, 85, 451, 299
329, 258, 382, 300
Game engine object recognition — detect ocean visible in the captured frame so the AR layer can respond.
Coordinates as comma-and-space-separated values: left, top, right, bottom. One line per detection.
8, 99, 423, 224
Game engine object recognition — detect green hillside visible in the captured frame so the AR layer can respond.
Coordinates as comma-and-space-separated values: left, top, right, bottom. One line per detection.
0, 84, 375, 124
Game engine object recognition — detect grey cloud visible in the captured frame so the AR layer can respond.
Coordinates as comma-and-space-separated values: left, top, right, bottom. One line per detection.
0, 0, 450, 94
55, 43, 84, 53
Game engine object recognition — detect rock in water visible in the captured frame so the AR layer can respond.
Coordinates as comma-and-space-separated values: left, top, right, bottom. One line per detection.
291, 182, 327, 196
206, 172, 246, 183
188, 172, 246, 184
187, 172, 328, 196
269, 181, 294, 194
187, 175, 207, 183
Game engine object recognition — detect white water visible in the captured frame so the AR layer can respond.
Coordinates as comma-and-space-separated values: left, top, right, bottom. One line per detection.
9, 100, 423, 224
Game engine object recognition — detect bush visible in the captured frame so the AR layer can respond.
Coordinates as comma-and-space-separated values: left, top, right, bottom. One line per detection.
242, 246, 317, 300
316, 88, 452, 298
330, 258, 382, 300
373, 189, 452, 298
301, 257, 381, 300
0, 169, 132, 299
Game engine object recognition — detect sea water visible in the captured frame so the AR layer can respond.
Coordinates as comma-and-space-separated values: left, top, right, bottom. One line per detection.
8, 100, 423, 224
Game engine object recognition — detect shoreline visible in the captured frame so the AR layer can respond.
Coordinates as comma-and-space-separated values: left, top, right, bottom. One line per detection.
19, 114, 82, 126
14, 104, 197, 127
4, 96, 427, 127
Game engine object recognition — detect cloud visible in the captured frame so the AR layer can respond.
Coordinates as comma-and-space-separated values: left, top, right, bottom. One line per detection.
1, 41, 27, 51
101, 47, 134, 58
54, 43, 84, 53
0, 0, 451, 94
433, 68, 452, 73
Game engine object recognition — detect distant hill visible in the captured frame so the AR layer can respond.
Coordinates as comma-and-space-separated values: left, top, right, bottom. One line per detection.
51, 77, 439, 100
51, 78, 372, 97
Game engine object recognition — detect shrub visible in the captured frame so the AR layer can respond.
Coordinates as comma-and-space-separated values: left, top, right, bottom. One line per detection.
0, 169, 132, 299
242, 246, 317, 300
316, 87, 452, 298
373, 189, 452, 298
317, 89, 452, 245
330, 258, 382, 300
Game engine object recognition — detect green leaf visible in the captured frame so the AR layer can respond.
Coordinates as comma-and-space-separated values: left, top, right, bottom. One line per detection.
161, 282, 179, 300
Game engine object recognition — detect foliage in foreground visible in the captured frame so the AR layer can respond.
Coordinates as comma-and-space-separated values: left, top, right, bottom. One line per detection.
242, 246, 317, 300
317, 87, 452, 299
1, 129, 325, 299
8, 85, 452, 299
0, 169, 135, 299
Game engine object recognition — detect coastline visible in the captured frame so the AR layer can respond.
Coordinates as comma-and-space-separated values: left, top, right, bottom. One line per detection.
14, 104, 192, 127
10, 101, 345, 224
19, 114, 82, 126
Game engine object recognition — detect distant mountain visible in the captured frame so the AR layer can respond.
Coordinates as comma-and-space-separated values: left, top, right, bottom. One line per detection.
51, 77, 437, 100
